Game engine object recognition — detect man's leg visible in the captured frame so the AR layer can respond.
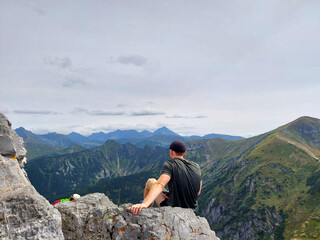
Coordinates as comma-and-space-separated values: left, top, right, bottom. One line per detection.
144, 178, 166, 207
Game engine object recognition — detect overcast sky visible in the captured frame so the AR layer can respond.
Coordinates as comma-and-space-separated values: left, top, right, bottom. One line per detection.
1, 0, 320, 137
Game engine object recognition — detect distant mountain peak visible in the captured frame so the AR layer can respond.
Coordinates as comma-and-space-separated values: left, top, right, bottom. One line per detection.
69, 132, 83, 135
282, 116, 320, 131
68, 132, 87, 143
297, 116, 318, 121
15, 127, 35, 137
141, 130, 151, 133
153, 126, 179, 136
280, 116, 320, 151
47, 132, 58, 135
15, 127, 31, 132
289, 116, 320, 125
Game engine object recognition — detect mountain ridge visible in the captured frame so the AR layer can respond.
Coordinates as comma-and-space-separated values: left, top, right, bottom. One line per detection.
193, 116, 320, 239
16, 126, 244, 159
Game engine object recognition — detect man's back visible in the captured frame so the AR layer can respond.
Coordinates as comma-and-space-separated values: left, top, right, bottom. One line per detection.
161, 158, 201, 209
130, 140, 202, 215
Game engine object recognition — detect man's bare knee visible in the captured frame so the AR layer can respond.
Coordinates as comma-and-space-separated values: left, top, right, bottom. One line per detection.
146, 178, 157, 188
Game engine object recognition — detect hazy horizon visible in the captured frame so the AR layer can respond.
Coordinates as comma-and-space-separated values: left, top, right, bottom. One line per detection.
12, 115, 319, 139
1, 0, 319, 137
14, 123, 247, 137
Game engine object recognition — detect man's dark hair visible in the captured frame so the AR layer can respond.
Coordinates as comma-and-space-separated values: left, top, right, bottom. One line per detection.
169, 140, 186, 153
174, 151, 185, 156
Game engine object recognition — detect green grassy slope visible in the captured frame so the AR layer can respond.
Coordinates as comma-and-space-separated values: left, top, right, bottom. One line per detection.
187, 132, 272, 180
25, 140, 167, 201
198, 119, 320, 239
24, 142, 63, 160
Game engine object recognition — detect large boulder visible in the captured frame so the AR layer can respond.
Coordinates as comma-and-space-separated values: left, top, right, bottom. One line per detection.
0, 113, 64, 240
54, 193, 220, 240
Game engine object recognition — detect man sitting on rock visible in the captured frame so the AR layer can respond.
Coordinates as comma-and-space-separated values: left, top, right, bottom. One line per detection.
130, 140, 202, 215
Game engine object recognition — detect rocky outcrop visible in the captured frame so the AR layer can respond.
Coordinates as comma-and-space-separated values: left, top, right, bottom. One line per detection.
54, 193, 219, 240
0, 113, 219, 240
0, 113, 64, 239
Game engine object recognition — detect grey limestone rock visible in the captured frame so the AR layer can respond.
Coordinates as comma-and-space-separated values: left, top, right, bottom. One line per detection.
0, 113, 27, 161
54, 193, 220, 240
0, 113, 64, 240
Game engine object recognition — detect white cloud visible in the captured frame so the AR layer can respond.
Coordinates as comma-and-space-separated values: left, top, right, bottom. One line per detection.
109, 55, 148, 67
166, 115, 207, 119
62, 77, 87, 88
44, 57, 72, 69
13, 110, 59, 115
71, 108, 125, 116
130, 110, 165, 116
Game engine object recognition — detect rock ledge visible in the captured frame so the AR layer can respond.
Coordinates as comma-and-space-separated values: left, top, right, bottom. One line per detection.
54, 193, 220, 240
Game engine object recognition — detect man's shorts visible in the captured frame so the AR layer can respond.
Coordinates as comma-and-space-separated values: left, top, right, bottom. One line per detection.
160, 191, 172, 207
160, 192, 198, 214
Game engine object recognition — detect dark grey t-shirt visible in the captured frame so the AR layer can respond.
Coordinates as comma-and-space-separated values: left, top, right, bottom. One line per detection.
161, 158, 201, 209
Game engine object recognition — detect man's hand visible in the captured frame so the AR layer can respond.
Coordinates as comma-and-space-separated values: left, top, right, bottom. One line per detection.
130, 203, 148, 215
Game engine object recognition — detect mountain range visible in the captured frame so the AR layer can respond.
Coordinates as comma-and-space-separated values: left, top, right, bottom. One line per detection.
193, 116, 320, 239
16, 126, 243, 160
23, 116, 320, 239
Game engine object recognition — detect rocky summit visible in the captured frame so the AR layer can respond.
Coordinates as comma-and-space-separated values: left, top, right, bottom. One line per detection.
54, 193, 219, 240
0, 113, 64, 239
0, 113, 218, 240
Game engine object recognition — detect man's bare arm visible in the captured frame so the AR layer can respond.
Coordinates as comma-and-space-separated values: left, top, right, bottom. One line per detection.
198, 180, 202, 195
130, 174, 171, 215
142, 174, 170, 206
